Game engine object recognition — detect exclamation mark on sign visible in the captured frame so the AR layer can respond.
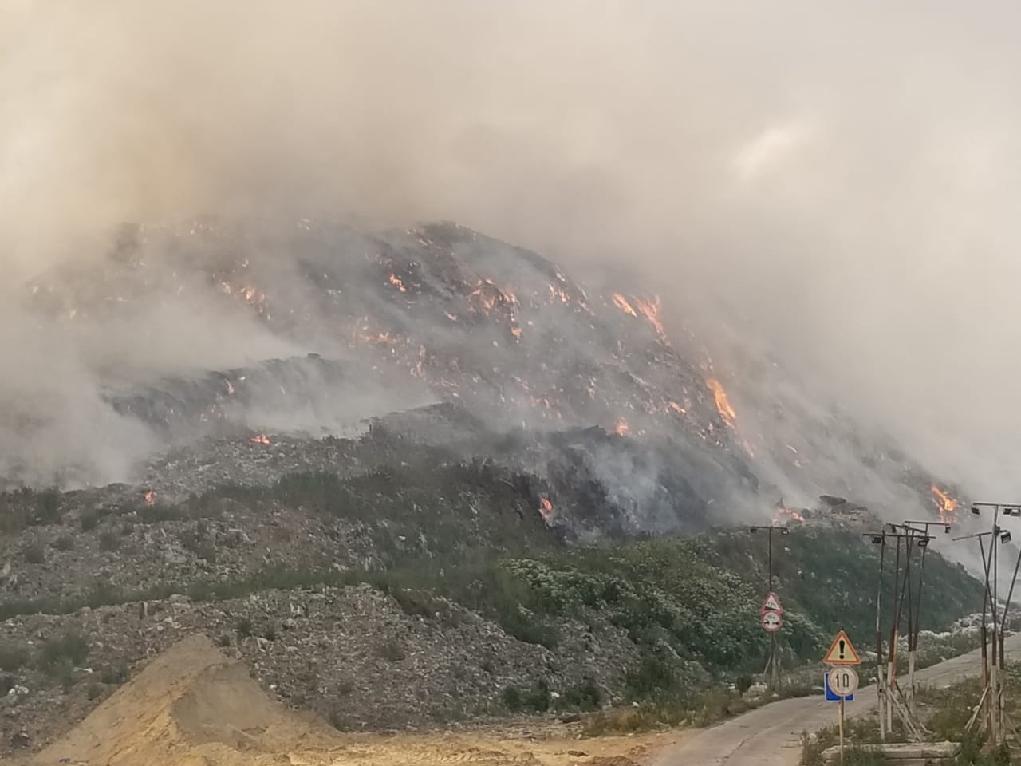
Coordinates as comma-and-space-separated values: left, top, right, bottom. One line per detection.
838, 639, 846, 660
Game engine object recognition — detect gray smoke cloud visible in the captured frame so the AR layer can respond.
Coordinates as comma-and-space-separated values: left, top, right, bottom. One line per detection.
2, 1, 1020, 496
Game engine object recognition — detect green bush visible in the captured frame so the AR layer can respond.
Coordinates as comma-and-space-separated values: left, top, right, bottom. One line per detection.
502, 680, 552, 713
33, 489, 62, 525
501, 685, 523, 712
23, 542, 45, 564
52, 535, 74, 552
0, 642, 29, 672
625, 655, 678, 697
235, 618, 253, 639
99, 531, 120, 552
37, 631, 89, 675
99, 665, 128, 685
559, 678, 602, 711
79, 510, 100, 531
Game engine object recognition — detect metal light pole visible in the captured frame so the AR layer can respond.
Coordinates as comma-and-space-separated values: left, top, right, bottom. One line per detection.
750, 524, 790, 690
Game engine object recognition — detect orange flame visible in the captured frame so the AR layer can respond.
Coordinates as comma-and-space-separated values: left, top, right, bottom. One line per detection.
666, 401, 687, 416
538, 496, 554, 522
706, 378, 737, 428
469, 279, 517, 315
613, 417, 632, 437
773, 504, 805, 526
632, 296, 666, 337
548, 284, 571, 304
249, 434, 272, 446
387, 273, 407, 292
611, 293, 638, 318
143, 489, 157, 506
931, 485, 958, 522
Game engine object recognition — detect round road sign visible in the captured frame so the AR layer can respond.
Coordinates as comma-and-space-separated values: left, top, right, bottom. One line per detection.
828, 667, 859, 697
760, 611, 783, 633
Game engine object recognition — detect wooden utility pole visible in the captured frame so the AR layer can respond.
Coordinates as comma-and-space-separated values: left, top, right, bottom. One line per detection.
865, 525, 935, 739
956, 501, 1021, 746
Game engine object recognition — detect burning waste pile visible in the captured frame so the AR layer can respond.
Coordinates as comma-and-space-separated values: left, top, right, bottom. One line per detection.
5, 218, 962, 532
0, 218, 981, 756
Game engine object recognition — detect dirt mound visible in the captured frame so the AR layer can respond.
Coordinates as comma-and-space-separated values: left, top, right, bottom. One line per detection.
21, 634, 674, 766
28, 634, 339, 766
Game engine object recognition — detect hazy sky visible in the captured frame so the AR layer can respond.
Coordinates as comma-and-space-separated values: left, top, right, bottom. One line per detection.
3, 1, 1021, 492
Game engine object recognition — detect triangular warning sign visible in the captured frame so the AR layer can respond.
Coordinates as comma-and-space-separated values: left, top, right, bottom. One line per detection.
761, 592, 784, 614
822, 629, 861, 666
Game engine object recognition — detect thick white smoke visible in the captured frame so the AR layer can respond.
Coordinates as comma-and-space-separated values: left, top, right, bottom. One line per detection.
2, 1, 1021, 497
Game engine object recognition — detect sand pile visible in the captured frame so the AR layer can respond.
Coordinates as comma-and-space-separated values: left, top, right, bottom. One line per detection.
26, 634, 339, 766
20, 634, 666, 766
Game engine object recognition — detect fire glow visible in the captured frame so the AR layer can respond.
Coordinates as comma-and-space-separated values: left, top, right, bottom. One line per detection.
143, 490, 157, 507
931, 485, 958, 522
773, 501, 805, 526
538, 496, 554, 522
632, 296, 665, 337
706, 378, 737, 427
613, 417, 632, 437
249, 434, 272, 446
611, 293, 639, 318
387, 273, 407, 292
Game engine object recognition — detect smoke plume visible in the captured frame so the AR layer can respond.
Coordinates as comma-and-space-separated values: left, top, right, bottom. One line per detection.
2, 1, 1020, 497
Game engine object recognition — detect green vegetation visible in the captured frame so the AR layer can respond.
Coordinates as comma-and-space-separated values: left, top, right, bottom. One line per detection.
235, 617, 253, 639
801, 665, 1021, 765
916, 667, 1021, 765
22, 541, 44, 564
0, 467, 986, 734
0, 641, 28, 672
203, 462, 557, 561
36, 631, 89, 676
0, 488, 63, 533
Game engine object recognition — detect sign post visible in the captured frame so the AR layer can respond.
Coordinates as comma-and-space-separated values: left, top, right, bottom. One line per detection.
760, 592, 784, 689
823, 630, 861, 765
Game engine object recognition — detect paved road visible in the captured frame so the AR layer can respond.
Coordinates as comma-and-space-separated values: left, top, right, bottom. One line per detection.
660, 633, 1021, 766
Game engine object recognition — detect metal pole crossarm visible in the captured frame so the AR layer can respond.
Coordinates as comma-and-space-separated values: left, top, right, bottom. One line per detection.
904, 520, 954, 534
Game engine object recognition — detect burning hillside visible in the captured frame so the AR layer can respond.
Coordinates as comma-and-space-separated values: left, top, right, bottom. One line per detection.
3, 218, 962, 530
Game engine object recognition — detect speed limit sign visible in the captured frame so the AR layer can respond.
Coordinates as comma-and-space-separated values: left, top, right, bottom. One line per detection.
828, 667, 859, 697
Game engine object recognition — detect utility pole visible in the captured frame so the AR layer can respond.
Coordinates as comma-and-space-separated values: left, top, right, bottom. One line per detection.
902, 520, 952, 711
864, 530, 888, 741
750, 524, 790, 691
864, 525, 934, 739
957, 501, 1021, 746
